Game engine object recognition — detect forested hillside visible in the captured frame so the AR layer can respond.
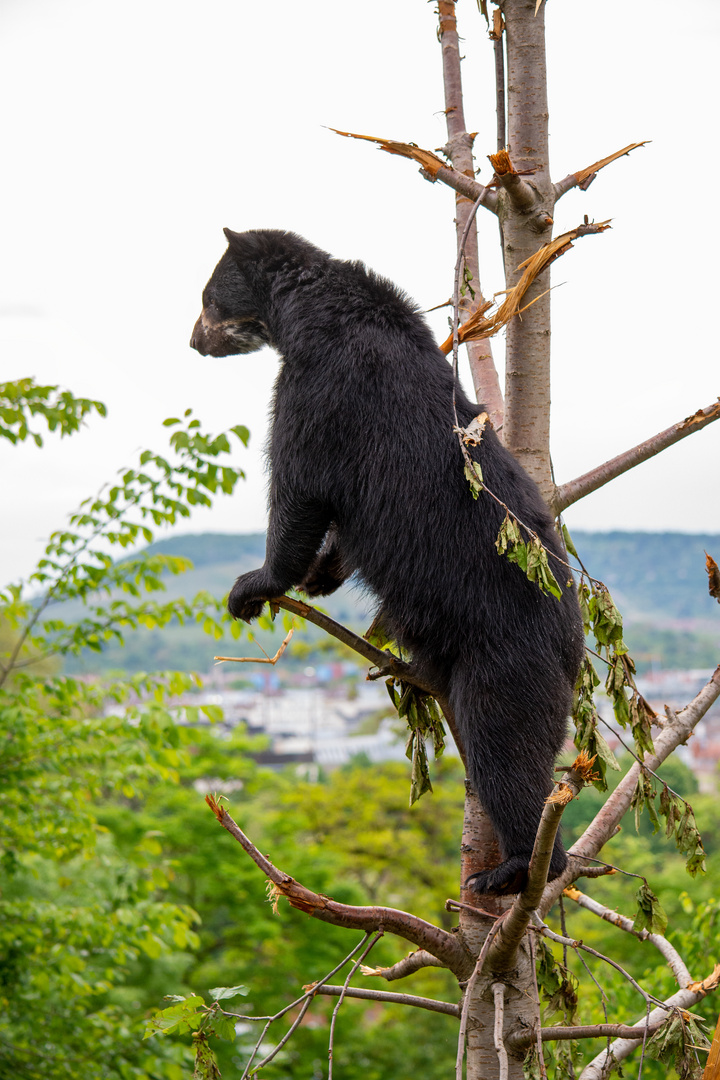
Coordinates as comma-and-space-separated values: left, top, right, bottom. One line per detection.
63, 530, 719, 675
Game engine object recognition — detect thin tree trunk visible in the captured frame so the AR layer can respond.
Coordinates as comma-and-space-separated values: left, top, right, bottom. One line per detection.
499, 0, 555, 500
438, 0, 504, 429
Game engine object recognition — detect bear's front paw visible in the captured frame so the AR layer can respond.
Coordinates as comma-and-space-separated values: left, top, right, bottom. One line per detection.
228, 572, 274, 623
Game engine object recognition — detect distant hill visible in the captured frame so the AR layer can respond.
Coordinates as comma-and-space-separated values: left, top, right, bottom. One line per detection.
571, 530, 720, 625
62, 530, 720, 676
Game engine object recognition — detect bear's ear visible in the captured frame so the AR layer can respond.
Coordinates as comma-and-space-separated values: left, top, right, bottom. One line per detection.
223, 227, 268, 263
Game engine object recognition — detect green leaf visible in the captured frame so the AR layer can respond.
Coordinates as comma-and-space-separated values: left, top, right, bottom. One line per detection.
144, 996, 206, 1039
208, 985, 248, 1001
633, 882, 668, 935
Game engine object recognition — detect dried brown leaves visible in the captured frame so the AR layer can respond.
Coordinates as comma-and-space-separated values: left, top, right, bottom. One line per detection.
706, 552, 720, 603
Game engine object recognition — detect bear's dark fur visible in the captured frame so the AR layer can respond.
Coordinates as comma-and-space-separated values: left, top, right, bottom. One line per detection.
191, 229, 585, 895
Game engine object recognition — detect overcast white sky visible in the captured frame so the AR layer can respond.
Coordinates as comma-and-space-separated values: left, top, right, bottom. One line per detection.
2, 0, 719, 584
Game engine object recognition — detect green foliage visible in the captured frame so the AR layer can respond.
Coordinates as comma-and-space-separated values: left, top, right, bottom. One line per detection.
631, 772, 707, 878
0, 376, 106, 446
535, 939, 578, 1023
496, 513, 564, 599
571, 656, 619, 791
632, 882, 668, 935
0, 380, 252, 1077
387, 679, 446, 804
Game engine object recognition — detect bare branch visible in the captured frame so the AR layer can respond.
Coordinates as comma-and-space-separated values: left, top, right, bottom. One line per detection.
506, 1022, 665, 1053
532, 918, 669, 1012
328, 933, 383, 1080
437, 0, 504, 425
554, 141, 649, 200
493, 983, 510, 1080
310, 984, 460, 1018
267, 595, 434, 691
554, 399, 720, 514
361, 949, 448, 981
541, 666, 720, 913
330, 127, 498, 213
205, 796, 472, 978
579, 965, 720, 1080
486, 755, 591, 972
563, 886, 692, 988
489, 9, 506, 152
240, 934, 373, 1080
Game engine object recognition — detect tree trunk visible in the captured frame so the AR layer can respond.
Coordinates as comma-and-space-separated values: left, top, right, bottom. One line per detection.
499, 0, 555, 501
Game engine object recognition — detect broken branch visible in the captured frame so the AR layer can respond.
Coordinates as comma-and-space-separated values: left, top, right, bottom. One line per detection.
554, 141, 649, 200
330, 127, 498, 213
361, 949, 447, 981
554, 399, 720, 513
438, 221, 610, 354
488, 149, 538, 212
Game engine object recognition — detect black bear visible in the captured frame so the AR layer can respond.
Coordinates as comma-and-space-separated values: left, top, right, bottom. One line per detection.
191, 229, 585, 894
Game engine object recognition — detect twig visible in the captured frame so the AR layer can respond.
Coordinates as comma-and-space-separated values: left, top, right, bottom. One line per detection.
563, 886, 691, 988
310, 984, 460, 1018
456, 915, 508, 1080
529, 933, 548, 1080
531, 916, 670, 1012
214, 627, 294, 665
493, 982, 510, 1080
361, 949, 448, 981
638, 1001, 652, 1080
240, 934, 371, 1080
554, 399, 720, 514
205, 796, 472, 978
328, 933, 383, 1080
